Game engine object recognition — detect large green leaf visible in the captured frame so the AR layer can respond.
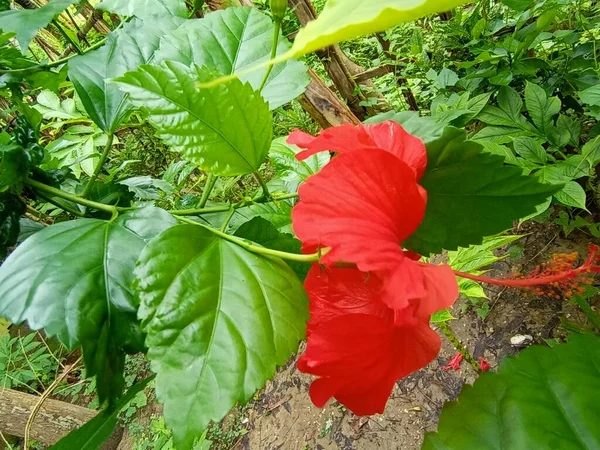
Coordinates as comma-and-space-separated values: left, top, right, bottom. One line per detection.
154, 7, 309, 109
423, 334, 600, 450
68, 17, 181, 132
0, 207, 176, 405
97, 0, 187, 19
405, 128, 560, 255
0, 0, 80, 53
49, 376, 154, 450
114, 62, 272, 176
525, 82, 561, 136
135, 225, 308, 450
289, 0, 469, 57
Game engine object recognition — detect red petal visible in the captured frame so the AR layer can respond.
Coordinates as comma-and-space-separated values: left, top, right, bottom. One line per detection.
298, 314, 441, 415
441, 352, 463, 371
293, 149, 427, 309
304, 265, 390, 334
288, 122, 427, 179
299, 266, 442, 415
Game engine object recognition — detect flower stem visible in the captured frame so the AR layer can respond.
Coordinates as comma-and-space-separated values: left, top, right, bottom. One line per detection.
453, 267, 597, 287
82, 133, 114, 198
258, 20, 281, 92
220, 207, 236, 232
169, 193, 297, 216
25, 178, 118, 215
438, 322, 480, 373
253, 171, 271, 200
199, 173, 217, 208
176, 216, 321, 262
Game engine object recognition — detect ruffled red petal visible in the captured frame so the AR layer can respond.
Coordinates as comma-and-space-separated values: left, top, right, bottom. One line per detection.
293, 148, 427, 309
288, 121, 427, 179
298, 267, 442, 415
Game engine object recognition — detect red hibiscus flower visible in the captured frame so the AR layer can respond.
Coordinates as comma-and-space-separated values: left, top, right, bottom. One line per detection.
298, 265, 454, 415
289, 122, 457, 314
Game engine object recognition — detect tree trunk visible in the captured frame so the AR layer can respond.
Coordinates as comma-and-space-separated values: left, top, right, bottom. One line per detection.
289, 0, 384, 120
299, 70, 361, 128
0, 387, 122, 449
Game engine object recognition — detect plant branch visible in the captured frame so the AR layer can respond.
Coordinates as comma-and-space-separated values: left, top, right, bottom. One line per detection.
24, 356, 83, 449
25, 178, 118, 215
52, 19, 83, 54
169, 192, 297, 216
82, 132, 114, 198
176, 216, 322, 262
253, 171, 271, 200
438, 322, 480, 373
258, 20, 281, 92
198, 173, 217, 208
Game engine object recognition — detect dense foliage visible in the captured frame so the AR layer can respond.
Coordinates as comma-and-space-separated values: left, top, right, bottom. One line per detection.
0, 0, 599, 449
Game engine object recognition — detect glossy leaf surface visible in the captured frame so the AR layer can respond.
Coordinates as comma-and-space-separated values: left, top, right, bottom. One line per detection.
97, 0, 187, 19
154, 7, 309, 109
68, 17, 181, 132
405, 128, 560, 255
115, 62, 272, 176
289, 0, 469, 57
0, 207, 176, 404
135, 225, 307, 450
423, 334, 600, 450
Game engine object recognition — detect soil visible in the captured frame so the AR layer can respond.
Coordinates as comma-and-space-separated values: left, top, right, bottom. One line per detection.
228, 222, 600, 450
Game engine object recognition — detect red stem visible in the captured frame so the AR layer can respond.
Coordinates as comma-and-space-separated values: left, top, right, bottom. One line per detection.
453, 266, 599, 287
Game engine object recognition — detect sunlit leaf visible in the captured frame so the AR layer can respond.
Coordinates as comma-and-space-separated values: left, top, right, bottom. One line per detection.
135, 225, 308, 450
154, 7, 309, 109
0, 0, 80, 53
114, 62, 272, 176
97, 0, 187, 19
0, 207, 176, 405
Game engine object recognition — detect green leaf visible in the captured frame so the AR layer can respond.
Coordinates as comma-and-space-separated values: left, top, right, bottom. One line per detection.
268, 137, 328, 194
49, 376, 154, 450
435, 68, 459, 89
114, 62, 272, 176
448, 235, 523, 273
0, 144, 28, 190
365, 111, 446, 143
135, 225, 308, 450
582, 136, 600, 167
405, 128, 560, 255
97, 0, 187, 19
234, 217, 308, 280
423, 334, 600, 450
580, 85, 600, 107
68, 17, 181, 132
525, 82, 561, 135
0, 207, 176, 405
554, 181, 587, 210
497, 86, 523, 121
472, 126, 533, 144
289, 0, 469, 57
513, 136, 547, 165
229, 201, 293, 234
430, 309, 455, 323
154, 7, 309, 110
17, 217, 44, 243
0, 0, 80, 53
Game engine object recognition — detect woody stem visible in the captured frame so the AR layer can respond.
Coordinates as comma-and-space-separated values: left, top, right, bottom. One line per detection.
437, 322, 480, 373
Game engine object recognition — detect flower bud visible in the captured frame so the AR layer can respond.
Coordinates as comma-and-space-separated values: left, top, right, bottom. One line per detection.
270, 0, 287, 23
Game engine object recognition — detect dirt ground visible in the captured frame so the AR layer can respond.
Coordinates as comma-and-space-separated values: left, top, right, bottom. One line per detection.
230, 222, 599, 450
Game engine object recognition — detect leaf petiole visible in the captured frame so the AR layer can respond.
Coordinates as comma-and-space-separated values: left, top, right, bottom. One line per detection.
176, 215, 322, 263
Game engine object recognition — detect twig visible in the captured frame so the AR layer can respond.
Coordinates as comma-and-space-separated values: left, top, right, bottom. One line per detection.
23, 356, 83, 449
438, 322, 480, 372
